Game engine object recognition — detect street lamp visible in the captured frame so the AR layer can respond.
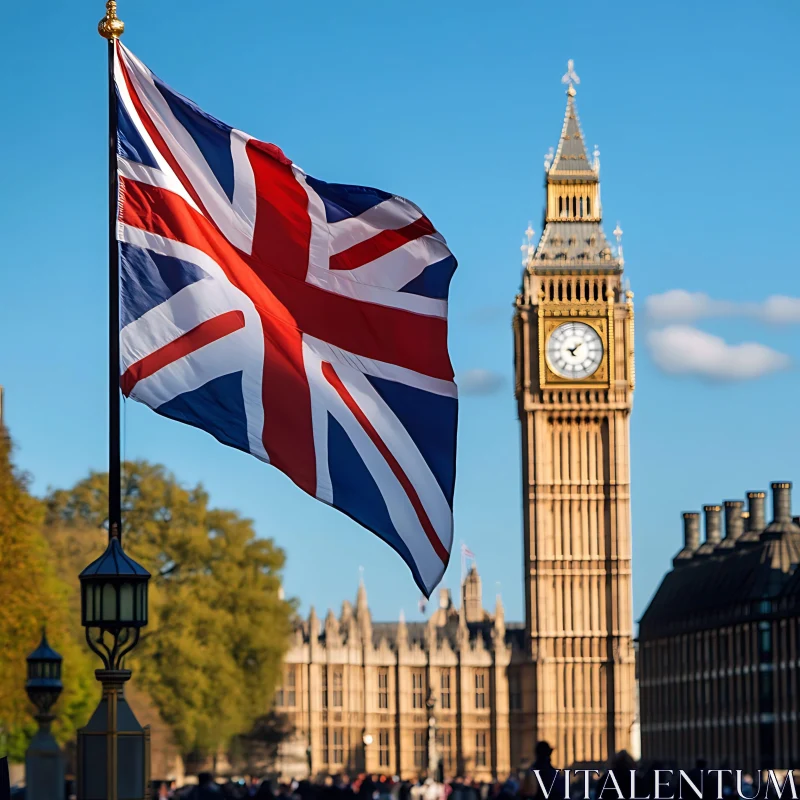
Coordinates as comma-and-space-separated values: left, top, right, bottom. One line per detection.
79, 531, 150, 668
77, 529, 151, 800
25, 630, 65, 800
26, 629, 63, 719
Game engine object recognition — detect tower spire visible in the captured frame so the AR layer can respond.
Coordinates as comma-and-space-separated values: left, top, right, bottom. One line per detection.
526, 61, 621, 271
548, 63, 594, 179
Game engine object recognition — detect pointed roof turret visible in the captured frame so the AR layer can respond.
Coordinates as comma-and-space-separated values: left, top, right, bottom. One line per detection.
548, 95, 595, 180
356, 576, 368, 614
493, 594, 505, 642
308, 606, 320, 642
355, 575, 372, 641
324, 608, 341, 647
396, 609, 408, 649
547, 60, 596, 180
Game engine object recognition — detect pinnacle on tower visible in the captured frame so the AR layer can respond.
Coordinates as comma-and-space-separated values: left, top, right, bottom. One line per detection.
308, 606, 320, 640
462, 563, 484, 623
548, 60, 595, 180
356, 575, 368, 613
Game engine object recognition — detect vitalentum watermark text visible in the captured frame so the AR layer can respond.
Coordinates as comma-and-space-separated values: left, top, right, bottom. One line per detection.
528, 769, 798, 800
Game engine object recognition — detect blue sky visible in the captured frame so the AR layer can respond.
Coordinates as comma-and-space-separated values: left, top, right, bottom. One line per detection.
1, 0, 798, 626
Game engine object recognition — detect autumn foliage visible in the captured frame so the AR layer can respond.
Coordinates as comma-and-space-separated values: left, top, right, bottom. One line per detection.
1, 425, 293, 762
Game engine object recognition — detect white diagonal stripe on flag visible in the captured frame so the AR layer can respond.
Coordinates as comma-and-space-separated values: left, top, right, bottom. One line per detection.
341, 235, 452, 292
328, 196, 428, 256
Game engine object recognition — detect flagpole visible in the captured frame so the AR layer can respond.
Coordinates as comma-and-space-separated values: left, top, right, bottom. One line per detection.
99, 1, 124, 544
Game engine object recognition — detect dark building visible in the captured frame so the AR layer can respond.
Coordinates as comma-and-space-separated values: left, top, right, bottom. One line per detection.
639, 482, 800, 771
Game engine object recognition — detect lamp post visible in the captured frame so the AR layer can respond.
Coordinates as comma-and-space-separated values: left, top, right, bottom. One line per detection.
361, 730, 372, 773
25, 630, 65, 800
425, 691, 439, 782
79, 2, 151, 797
77, 529, 151, 800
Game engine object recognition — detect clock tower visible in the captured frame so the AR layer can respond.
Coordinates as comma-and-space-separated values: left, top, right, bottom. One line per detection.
513, 62, 636, 766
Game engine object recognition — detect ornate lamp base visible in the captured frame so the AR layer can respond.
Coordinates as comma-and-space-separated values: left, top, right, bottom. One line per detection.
77, 669, 151, 800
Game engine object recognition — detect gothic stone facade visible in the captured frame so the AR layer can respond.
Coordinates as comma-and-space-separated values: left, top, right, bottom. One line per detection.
275, 71, 636, 780
639, 483, 800, 773
275, 571, 525, 782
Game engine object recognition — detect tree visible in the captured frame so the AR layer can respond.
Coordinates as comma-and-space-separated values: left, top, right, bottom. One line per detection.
45, 461, 294, 758
0, 429, 95, 761
230, 710, 293, 776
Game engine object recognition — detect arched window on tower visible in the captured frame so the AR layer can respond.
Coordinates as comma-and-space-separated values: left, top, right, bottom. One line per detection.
572, 196, 577, 217
579, 197, 584, 218
586, 196, 591, 216
558, 196, 563, 216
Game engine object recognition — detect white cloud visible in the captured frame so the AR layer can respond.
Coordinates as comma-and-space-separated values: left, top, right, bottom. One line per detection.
645, 290, 735, 321
647, 325, 791, 381
458, 369, 505, 395
646, 290, 800, 324
761, 295, 800, 324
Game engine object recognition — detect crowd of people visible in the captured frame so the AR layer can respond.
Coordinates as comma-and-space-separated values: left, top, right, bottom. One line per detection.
156, 743, 770, 800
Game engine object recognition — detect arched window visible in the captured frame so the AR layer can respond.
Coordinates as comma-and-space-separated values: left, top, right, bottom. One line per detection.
579, 197, 584, 218
586, 197, 591, 216
572, 196, 577, 216
558, 196, 563, 215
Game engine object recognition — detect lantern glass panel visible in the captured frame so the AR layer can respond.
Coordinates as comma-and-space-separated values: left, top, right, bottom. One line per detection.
101, 583, 117, 622
84, 584, 94, 623
93, 585, 102, 621
120, 583, 134, 620
136, 583, 147, 624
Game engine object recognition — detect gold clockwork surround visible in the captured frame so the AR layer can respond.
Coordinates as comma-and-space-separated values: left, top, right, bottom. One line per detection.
537, 311, 611, 387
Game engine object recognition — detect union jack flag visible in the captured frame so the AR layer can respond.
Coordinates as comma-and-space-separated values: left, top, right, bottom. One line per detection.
113, 43, 457, 595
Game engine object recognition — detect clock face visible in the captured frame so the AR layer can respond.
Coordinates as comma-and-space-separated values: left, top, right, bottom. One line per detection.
546, 322, 604, 380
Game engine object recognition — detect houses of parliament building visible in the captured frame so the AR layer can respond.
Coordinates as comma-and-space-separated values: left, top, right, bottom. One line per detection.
273, 63, 637, 781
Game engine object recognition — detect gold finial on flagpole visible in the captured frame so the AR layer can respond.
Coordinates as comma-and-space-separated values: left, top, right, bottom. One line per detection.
98, 0, 124, 39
